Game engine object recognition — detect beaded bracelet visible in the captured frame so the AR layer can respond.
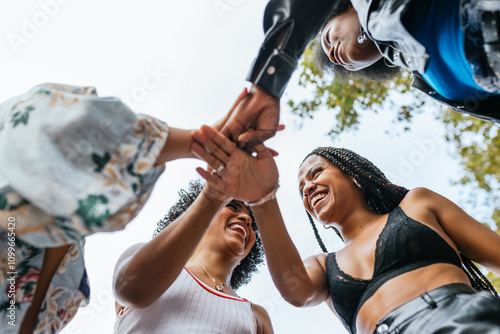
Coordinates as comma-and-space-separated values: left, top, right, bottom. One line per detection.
244, 183, 280, 207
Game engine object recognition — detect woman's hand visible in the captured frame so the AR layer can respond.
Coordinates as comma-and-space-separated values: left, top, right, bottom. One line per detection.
212, 88, 249, 132
191, 125, 279, 203
220, 84, 280, 148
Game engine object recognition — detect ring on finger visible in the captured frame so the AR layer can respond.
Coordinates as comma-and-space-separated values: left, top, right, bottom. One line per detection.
216, 164, 225, 174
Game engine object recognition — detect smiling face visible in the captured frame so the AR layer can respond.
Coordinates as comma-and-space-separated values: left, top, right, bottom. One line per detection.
298, 155, 357, 225
206, 200, 256, 260
320, 6, 382, 71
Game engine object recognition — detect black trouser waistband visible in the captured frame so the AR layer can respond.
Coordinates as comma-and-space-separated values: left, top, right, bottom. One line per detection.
374, 284, 476, 334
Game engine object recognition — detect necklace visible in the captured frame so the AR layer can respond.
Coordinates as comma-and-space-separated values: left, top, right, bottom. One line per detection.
188, 260, 229, 292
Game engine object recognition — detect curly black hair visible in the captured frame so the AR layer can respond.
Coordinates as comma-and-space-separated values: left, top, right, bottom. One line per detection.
312, 0, 401, 83
153, 179, 264, 291
301, 147, 498, 297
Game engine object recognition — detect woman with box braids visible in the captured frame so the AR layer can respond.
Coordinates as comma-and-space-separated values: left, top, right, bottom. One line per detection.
192, 125, 500, 334
303, 147, 498, 298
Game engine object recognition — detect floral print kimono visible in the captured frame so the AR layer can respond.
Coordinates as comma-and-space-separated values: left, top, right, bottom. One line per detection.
0, 83, 169, 333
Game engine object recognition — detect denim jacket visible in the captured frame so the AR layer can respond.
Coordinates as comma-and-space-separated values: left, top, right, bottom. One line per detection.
247, 0, 500, 124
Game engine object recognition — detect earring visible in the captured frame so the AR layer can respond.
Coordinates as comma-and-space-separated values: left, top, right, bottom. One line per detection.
323, 225, 333, 230
357, 28, 368, 44
353, 179, 362, 188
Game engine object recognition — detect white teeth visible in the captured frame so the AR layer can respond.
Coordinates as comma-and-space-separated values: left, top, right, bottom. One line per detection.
229, 224, 247, 239
311, 193, 326, 208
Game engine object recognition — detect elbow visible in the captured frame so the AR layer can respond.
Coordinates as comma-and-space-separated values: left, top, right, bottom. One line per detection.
114, 273, 154, 309
287, 298, 308, 307
280, 291, 312, 308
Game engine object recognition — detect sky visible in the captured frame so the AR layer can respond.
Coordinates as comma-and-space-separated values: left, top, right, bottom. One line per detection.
0, 0, 475, 333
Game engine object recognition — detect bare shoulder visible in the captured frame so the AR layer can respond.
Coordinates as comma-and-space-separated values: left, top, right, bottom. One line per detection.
251, 303, 274, 334
402, 187, 439, 202
304, 253, 328, 271
399, 187, 448, 213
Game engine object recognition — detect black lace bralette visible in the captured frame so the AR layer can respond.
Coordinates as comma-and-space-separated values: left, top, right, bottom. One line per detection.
325, 206, 462, 334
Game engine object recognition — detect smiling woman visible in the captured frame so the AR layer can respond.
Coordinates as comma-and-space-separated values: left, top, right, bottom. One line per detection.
189, 126, 500, 334
112, 178, 273, 333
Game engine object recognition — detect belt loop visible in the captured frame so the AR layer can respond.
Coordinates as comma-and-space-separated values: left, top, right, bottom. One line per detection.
420, 292, 438, 309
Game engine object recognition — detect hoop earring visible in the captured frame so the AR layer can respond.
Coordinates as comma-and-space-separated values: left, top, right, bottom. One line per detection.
323, 225, 333, 230
353, 179, 362, 188
357, 28, 368, 44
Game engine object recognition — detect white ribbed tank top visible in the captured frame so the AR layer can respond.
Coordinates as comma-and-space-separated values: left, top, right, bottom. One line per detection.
114, 268, 257, 333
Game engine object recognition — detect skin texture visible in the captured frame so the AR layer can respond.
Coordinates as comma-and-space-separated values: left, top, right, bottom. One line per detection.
191, 134, 500, 334
320, 6, 382, 71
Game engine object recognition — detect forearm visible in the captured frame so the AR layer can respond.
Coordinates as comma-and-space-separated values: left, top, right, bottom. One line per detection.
114, 191, 227, 308
251, 198, 317, 306
155, 127, 196, 165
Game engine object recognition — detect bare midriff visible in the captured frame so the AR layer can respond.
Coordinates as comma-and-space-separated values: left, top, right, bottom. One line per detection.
355, 263, 470, 334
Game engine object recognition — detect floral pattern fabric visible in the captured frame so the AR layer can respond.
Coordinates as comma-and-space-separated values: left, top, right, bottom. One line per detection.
0, 83, 169, 333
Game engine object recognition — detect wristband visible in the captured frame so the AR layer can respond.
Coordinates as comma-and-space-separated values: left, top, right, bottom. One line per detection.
244, 183, 280, 207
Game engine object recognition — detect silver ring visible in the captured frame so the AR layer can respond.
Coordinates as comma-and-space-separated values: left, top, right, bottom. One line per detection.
216, 164, 225, 174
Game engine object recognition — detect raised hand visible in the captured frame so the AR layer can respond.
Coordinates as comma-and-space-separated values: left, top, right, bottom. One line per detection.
191, 125, 279, 203
212, 88, 249, 132
220, 85, 280, 150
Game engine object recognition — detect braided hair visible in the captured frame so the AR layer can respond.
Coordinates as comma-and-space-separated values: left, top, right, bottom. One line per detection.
301, 147, 498, 296
153, 179, 264, 291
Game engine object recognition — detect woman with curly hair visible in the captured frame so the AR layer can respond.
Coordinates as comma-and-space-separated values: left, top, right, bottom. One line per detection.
112, 172, 276, 333
191, 125, 500, 334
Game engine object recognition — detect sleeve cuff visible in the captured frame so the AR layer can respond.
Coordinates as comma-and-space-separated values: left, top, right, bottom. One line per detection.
246, 49, 297, 98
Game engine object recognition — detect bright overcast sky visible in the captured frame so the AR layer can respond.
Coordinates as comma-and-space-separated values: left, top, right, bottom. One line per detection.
0, 1, 473, 333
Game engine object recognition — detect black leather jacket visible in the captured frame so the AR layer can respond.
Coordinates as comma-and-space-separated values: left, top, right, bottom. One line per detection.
247, 0, 500, 125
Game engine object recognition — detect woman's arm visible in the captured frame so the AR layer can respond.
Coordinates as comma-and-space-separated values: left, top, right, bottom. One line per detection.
191, 126, 329, 306
155, 127, 196, 165
155, 88, 249, 165
113, 190, 228, 308
251, 199, 330, 307
406, 187, 500, 276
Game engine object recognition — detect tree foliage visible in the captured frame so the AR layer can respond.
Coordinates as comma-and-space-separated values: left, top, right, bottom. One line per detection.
288, 46, 427, 135
289, 45, 500, 290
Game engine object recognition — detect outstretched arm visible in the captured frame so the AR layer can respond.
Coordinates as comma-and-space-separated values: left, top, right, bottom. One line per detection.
220, 0, 339, 146
113, 188, 228, 308
191, 125, 329, 306
251, 198, 331, 307
247, 0, 340, 98
155, 88, 250, 165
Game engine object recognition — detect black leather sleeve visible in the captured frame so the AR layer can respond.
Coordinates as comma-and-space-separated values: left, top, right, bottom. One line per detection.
246, 0, 339, 97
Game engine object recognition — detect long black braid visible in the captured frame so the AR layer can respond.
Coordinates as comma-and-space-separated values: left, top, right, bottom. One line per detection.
301, 146, 498, 297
